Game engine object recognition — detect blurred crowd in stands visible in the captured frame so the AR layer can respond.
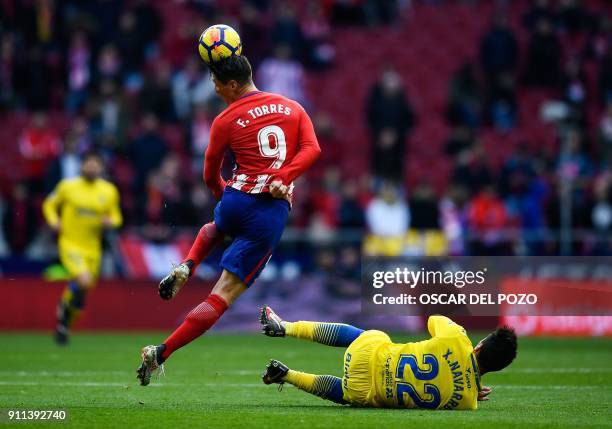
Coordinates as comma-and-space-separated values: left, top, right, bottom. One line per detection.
0, 0, 611, 270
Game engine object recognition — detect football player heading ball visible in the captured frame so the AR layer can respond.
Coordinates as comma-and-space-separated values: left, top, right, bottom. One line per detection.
137, 25, 321, 385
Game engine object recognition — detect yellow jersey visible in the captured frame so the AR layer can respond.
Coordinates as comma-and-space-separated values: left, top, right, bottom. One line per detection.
369, 316, 481, 410
42, 177, 122, 255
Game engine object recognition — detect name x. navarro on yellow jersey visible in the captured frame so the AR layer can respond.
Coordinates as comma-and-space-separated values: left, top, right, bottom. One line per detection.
343, 315, 482, 410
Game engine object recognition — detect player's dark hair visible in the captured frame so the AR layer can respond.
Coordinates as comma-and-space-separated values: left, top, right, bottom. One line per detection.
81, 150, 104, 164
208, 55, 253, 86
476, 326, 517, 373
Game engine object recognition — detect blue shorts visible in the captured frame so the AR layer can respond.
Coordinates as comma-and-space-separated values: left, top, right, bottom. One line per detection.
213, 187, 289, 287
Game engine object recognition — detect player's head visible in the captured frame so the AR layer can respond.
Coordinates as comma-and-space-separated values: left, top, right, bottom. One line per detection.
473, 326, 517, 375
80, 150, 105, 181
208, 55, 254, 104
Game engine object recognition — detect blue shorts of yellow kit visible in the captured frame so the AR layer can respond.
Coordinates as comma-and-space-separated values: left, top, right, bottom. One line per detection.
214, 187, 289, 287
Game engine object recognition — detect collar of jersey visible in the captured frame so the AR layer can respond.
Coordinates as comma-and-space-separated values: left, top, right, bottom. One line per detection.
237, 90, 262, 100
470, 353, 483, 392
79, 177, 99, 185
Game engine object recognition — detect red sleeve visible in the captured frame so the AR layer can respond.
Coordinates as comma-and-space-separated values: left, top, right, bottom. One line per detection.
272, 107, 321, 185
203, 117, 230, 200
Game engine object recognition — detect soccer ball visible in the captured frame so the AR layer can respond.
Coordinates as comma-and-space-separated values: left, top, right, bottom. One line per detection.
198, 24, 242, 64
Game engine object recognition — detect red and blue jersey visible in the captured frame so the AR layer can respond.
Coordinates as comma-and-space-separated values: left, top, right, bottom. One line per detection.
203, 91, 320, 200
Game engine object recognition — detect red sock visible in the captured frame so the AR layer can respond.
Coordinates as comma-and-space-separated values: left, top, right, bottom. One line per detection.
184, 222, 225, 273
161, 294, 228, 360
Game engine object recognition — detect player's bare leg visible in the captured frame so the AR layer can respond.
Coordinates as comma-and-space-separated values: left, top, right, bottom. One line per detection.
158, 222, 225, 300
262, 359, 347, 405
260, 306, 364, 347
55, 272, 95, 346
137, 270, 246, 386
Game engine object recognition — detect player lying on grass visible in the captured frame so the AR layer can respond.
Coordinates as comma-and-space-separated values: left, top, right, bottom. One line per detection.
137, 54, 320, 385
260, 307, 517, 409
43, 151, 122, 345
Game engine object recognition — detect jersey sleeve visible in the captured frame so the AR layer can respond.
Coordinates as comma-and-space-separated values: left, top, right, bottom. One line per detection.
42, 181, 66, 227
106, 185, 123, 228
203, 116, 230, 200
272, 106, 321, 185
427, 315, 467, 339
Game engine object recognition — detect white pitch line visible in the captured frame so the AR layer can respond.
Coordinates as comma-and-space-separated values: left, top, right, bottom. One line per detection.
0, 381, 608, 390
0, 371, 129, 377
0, 370, 262, 376
0, 368, 610, 378
0, 381, 160, 387
0, 381, 266, 388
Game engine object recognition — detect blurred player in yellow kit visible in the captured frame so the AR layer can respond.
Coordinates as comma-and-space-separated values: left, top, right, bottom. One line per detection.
42, 151, 122, 345
260, 307, 517, 410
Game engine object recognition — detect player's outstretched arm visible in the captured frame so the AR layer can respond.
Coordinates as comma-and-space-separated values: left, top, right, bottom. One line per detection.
427, 315, 467, 339
103, 185, 123, 229
42, 182, 65, 231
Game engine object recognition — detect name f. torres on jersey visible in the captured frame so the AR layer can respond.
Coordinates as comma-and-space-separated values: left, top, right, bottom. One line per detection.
203, 91, 320, 199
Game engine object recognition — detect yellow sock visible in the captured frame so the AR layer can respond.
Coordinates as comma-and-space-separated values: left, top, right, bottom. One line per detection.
284, 321, 316, 341
284, 369, 316, 391
284, 370, 346, 404
284, 321, 356, 347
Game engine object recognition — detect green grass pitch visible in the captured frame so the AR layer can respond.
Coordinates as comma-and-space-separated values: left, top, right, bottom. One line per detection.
0, 332, 610, 428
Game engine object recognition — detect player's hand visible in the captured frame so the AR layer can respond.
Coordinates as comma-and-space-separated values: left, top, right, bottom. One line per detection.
49, 222, 60, 233
269, 180, 289, 200
102, 216, 114, 228
477, 386, 492, 401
